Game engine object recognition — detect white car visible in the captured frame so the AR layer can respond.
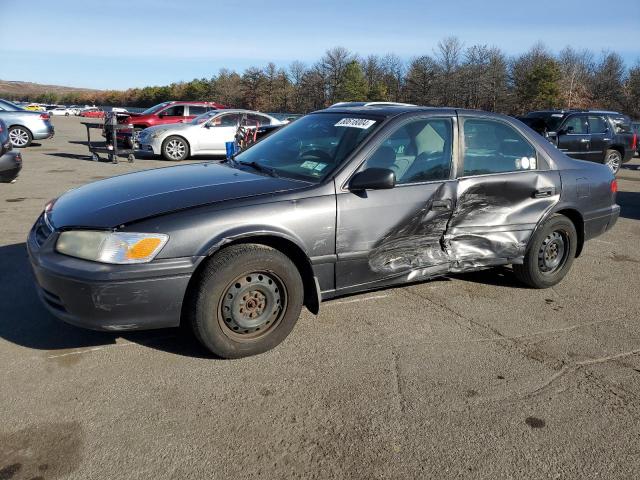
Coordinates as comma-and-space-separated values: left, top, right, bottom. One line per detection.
49, 107, 71, 116
136, 109, 283, 161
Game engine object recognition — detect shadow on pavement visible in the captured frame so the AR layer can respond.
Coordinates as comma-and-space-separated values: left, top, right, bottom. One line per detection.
0, 243, 212, 358
617, 191, 640, 220
450, 266, 528, 289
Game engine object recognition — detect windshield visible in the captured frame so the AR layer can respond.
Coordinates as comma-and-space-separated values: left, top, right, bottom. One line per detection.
141, 102, 172, 115
523, 112, 564, 133
233, 112, 381, 183
0, 99, 23, 111
191, 111, 218, 125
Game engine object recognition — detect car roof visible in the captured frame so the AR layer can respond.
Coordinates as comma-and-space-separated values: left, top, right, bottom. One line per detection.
166, 100, 223, 106
313, 105, 516, 121
527, 109, 623, 116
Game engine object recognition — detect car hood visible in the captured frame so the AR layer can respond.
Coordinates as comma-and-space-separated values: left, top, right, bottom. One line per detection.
142, 123, 192, 136
49, 162, 308, 229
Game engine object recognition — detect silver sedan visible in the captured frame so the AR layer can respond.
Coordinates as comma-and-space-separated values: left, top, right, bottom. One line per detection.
0, 99, 55, 147
136, 109, 283, 161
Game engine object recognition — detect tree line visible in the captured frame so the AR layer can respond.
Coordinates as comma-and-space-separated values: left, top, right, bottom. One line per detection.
5, 38, 640, 118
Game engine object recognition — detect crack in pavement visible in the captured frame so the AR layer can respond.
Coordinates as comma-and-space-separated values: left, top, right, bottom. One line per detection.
397, 285, 640, 413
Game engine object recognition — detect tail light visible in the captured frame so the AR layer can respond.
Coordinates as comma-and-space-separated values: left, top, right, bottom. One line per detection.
611, 180, 618, 193
632, 133, 638, 151
40, 113, 50, 120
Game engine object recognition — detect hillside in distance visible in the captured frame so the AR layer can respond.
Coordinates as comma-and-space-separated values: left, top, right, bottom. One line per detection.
0, 80, 104, 101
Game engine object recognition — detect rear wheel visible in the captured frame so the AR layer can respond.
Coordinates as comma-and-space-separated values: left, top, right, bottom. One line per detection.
604, 149, 622, 175
8, 126, 32, 147
513, 214, 577, 288
162, 136, 189, 161
189, 244, 304, 358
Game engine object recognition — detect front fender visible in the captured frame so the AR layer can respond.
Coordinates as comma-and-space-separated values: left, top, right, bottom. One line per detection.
198, 224, 309, 258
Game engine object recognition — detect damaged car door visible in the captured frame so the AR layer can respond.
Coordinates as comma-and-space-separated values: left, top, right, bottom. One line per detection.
336, 115, 457, 290
445, 115, 561, 271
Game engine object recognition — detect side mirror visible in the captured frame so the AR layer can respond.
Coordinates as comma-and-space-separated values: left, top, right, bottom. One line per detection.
350, 168, 396, 191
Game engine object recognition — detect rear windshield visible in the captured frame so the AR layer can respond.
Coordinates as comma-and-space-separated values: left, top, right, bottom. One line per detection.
0, 99, 23, 111
233, 112, 382, 183
610, 115, 632, 134
522, 112, 565, 133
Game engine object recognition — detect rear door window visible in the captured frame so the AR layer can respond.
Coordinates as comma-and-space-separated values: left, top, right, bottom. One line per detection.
188, 105, 208, 116
587, 116, 608, 134
461, 118, 538, 176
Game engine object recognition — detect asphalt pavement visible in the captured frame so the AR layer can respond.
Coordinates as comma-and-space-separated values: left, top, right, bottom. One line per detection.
1, 116, 639, 479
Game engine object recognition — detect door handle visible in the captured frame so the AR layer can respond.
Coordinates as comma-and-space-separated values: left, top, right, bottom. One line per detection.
431, 200, 452, 211
580, 138, 589, 143
533, 187, 555, 198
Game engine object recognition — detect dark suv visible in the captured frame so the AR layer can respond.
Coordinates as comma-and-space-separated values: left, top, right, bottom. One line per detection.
521, 110, 636, 174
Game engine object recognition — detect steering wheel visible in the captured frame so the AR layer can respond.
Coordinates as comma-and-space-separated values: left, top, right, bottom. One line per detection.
299, 149, 333, 163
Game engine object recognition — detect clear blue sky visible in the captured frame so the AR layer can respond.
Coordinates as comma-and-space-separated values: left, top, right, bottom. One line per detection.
1, 0, 638, 90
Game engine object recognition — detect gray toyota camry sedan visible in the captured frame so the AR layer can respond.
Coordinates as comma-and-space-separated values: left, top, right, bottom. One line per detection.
28, 103, 619, 358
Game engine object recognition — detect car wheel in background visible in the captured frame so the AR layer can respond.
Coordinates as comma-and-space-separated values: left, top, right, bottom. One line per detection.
162, 136, 189, 161
8, 126, 33, 148
513, 214, 577, 289
188, 244, 304, 358
604, 149, 622, 175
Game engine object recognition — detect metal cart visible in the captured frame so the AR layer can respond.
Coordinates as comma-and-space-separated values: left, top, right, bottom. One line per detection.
81, 112, 135, 164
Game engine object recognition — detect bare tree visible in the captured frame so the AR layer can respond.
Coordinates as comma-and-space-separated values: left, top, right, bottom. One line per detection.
558, 47, 594, 109
321, 47, 353, 103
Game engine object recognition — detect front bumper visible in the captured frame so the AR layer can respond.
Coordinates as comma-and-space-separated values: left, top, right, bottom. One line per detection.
136, 139, 159, 155
27, 216, 201, 331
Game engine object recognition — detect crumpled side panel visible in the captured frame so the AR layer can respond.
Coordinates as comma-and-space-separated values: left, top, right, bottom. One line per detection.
365, 171, 560, 279
368, 183, 453, 273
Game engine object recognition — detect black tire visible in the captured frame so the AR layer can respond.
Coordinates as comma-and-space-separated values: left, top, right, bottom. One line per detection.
189, 244, 304, 358
513, 214, 577, 289
161, 136, 189, 161
604, 149, 622, 175
8, 126, 33, 148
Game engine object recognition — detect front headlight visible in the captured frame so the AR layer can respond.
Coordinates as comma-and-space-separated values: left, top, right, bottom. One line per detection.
56, 231, 169, 264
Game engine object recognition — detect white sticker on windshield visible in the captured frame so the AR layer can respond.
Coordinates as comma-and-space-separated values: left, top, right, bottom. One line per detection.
335, 118, 376, 129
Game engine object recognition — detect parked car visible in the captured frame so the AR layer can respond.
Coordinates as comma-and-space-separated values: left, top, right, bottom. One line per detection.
0, 99, 55, 147
108, 100, 227, 146
79, 108, 105, 118
28, 105, 619, 358
136, 109, 282, 160
0, 118, 10, 156
521, 110, 636, 174
0, 118, 22, 183
49, 107, 71, 116
23, 104, 45, 112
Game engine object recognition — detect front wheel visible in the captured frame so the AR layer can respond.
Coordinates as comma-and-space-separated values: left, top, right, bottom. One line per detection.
8, 126, 32, 148
513, 214, 577, 289
162, 136, 189, 161
189, 244, 304, 358
604, 149, 622, 175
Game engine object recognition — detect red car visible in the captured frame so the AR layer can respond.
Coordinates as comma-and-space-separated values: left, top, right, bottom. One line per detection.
80, 108, 105, 118
107, 100, 227, 144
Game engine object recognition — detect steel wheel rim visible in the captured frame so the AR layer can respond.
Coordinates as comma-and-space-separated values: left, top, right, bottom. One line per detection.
165, 139, 185, 159
218, 271, 287, 342
9, 128, 29, 147
606, 151, 621, 173
538, 230, 568, 274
